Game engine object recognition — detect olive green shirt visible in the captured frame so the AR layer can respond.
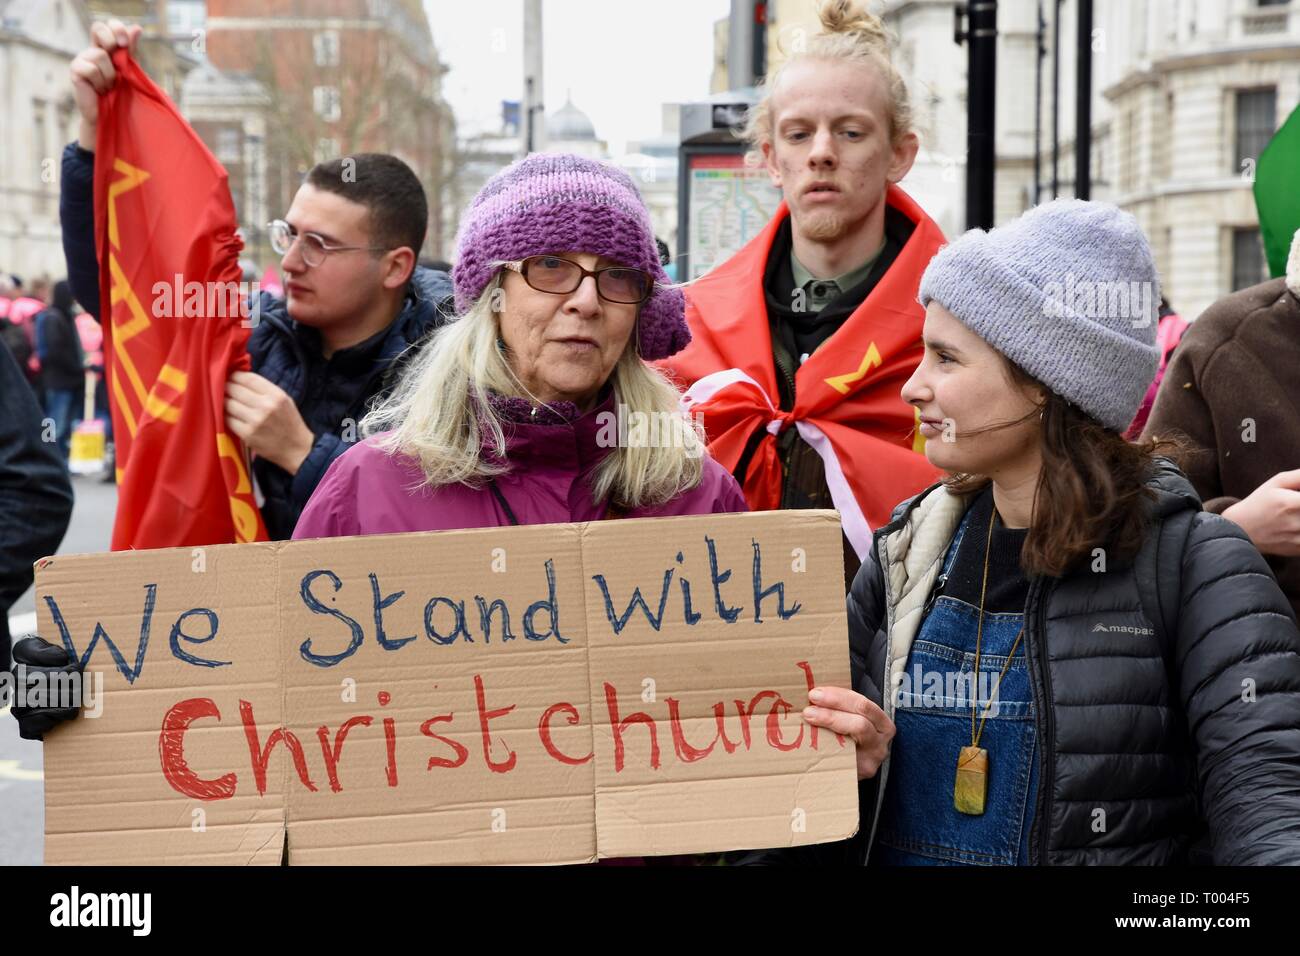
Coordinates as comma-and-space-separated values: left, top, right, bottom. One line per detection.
790, 245, 884, 313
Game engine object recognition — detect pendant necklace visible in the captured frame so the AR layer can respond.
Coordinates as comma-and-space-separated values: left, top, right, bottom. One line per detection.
954, 504, 1025, 816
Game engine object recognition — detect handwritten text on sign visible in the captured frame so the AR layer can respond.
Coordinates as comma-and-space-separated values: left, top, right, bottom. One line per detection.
37, 511, 858, 864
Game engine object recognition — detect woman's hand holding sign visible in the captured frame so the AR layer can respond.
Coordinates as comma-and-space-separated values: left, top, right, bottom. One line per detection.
804, 686, 895, 780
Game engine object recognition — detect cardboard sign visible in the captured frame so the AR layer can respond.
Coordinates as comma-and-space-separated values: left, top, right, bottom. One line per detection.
36, 510, 858, 864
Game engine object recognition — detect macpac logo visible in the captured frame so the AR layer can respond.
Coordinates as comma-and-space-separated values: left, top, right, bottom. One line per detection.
49, 886, 151, 936
1092, 622, 1154, 636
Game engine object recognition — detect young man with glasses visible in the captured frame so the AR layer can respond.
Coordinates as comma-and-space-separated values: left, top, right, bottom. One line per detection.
58, 20, 453, 540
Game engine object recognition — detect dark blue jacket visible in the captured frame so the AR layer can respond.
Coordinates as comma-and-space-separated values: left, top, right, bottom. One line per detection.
59, 141, 454, 539
0, 340, 73, 668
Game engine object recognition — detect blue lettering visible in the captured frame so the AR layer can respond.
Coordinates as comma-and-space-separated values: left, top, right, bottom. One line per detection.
706, 535, 742, 623
676, 552, 701, 625
169, 608, 228, 667
475, 597, 515, 643
593, 569, 675, 634
299, 570, 365, 666
369, 573, 415, 650
43, 584, 157, 684
424, 597, 470, 644
524, 559, 566, 643
752, 539, 800, 622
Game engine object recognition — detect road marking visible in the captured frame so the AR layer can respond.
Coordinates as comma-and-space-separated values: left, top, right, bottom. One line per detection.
0, 760, 43, 782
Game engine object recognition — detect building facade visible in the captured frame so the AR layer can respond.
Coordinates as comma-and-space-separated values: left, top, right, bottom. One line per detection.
195, 0, 456, 261
0, 0, 91, 281
880, 0, 1300, 320
708, 0, 1299, 320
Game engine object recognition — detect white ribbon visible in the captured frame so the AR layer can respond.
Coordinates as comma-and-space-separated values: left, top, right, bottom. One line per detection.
682, 368, 872, 561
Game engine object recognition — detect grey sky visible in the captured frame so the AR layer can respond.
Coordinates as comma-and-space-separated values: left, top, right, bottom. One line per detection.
425, 0, 731, 154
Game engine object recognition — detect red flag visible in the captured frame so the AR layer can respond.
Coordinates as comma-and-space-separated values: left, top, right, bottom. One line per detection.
94, 49, 267, 549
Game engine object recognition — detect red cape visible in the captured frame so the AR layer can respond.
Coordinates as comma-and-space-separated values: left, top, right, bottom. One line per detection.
661, 186, 945, 557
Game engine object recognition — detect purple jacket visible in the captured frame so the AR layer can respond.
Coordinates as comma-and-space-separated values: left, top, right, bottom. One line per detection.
292, 391, 748, 539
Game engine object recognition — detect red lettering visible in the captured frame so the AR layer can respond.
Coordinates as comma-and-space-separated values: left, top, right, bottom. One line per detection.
159, 698, 237, 800
734, 690, 780, 748
766, 696, 804, 751
796, 660, 847, 749
538, 702, 592, 765
421, 713, 469, 769
474, 674, 517, 773
239, 699, 318, 794
712, 701, 743, 754
605, 681, 660, 771
383, 716, 398, 787
665, 697, 737, 762
315, 715, 373, 793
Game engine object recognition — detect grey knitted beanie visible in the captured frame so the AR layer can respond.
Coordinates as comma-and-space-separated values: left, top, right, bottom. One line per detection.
918, 198, 1161, 432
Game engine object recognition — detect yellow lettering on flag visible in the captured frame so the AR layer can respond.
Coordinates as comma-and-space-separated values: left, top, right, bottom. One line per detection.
143, 363, 187, 425
217, 432, 260, 543
107, 158, 150, 250
824, 342, 883, 395
913, 406, 927, 454
105, 158, 154, 439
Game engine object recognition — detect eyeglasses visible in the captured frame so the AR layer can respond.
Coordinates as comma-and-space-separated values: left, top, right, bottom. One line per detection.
267, 219, 388, 268
504, 255, 654, 305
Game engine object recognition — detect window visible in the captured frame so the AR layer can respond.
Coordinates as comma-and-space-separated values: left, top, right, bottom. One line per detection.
215, 126, 242, 164
1234, 87, 1277, 172
33, 100, 48, 211
314, 31, 341, 67
1160, 92, 1175, 180
1123, 109, 1136, 190
313, 86, 341, 122
1232, 228, 1269, 291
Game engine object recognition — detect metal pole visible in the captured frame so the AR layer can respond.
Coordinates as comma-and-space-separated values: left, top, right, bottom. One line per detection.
1075, 0, 1093, 199
727, 0, 756, 90
523, 0, 544, 154
1051, 0, 1061, 198
962, 1, 998, 230
1034, 0, 1045, 205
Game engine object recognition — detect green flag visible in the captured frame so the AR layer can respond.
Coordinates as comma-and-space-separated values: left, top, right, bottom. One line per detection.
1254, 102, 1300, 278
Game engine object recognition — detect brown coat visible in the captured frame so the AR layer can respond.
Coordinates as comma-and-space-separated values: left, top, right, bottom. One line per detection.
1142, 276, 1300, 617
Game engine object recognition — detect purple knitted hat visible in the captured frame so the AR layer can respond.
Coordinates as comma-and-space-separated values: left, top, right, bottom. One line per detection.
452, 152, 689, 360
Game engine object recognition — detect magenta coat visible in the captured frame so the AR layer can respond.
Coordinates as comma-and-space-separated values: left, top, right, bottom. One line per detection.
292, 391, 748, 539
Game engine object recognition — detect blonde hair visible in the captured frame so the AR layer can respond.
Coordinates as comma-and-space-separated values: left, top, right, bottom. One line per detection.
361, 276, 706, 509
742, 0, 914, 166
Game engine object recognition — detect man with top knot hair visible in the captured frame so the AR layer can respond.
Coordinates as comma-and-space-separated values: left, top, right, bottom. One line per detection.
661, 0, 947, 589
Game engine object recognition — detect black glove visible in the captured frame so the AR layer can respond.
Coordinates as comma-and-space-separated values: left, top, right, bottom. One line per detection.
9, 635, 82, 741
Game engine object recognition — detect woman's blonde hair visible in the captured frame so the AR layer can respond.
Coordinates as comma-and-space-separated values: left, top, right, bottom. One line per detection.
742, 0, 914, 166
361, 275, 706, 509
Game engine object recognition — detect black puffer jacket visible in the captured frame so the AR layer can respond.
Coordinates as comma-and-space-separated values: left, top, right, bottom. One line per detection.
751, 459, 1300, 865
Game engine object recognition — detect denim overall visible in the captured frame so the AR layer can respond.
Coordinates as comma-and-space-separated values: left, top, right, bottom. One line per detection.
872, 508, 1040, 865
